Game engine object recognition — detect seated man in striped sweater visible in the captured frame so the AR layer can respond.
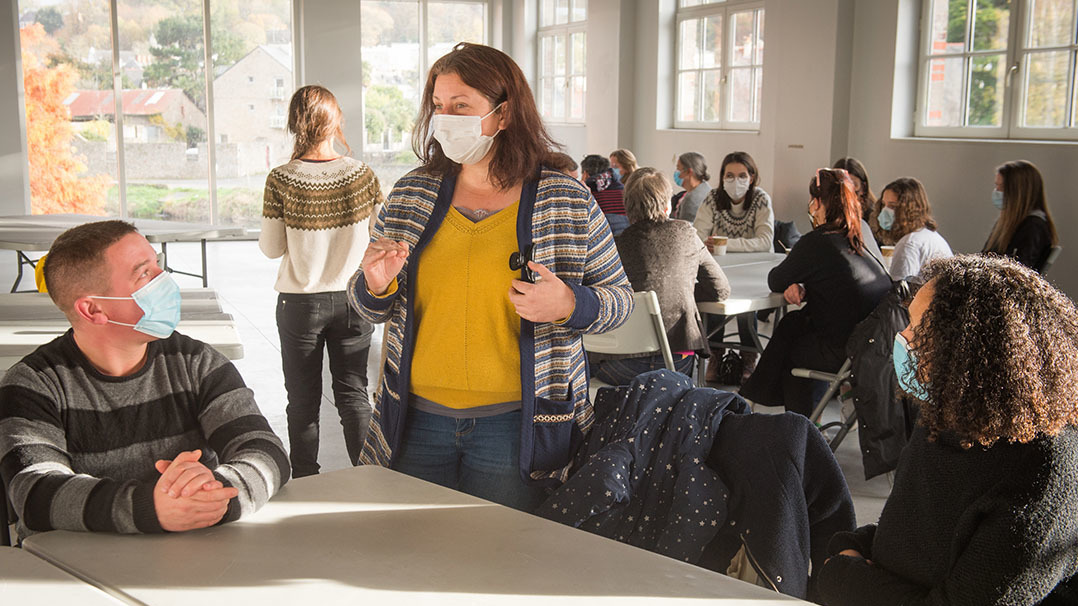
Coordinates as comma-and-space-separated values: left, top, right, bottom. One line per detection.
0, 220, 289, 539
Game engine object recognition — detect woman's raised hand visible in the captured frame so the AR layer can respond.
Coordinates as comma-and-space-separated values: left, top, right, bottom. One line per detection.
362, 238, 409, 295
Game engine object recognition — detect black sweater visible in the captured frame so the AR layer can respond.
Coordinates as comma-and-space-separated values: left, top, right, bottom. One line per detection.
818, 425, 1078, 606
767, 227, 891, 348
1007, 214, 1054, 272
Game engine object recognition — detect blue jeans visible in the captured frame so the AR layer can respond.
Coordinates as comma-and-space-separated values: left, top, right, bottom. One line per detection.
590, 353, 696, 386
277, 291, 373, 478
392, 408, 547, 512
604, 213, 630, 236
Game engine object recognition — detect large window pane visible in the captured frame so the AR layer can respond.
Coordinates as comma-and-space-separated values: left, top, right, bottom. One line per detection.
571, 0, 586, 22
1028, 0, 1074, 48
971, 0, 1009, 52
702, 15, 722, 69
679, 18, 701, 70
968, 54, 1006, 126
210, 0, 294, 229
731, 10, 754, 66
361, 1, 420, 193
554, 33, 567, 75
541, 0, 554, 27
925, 56, 966, 126
729, 67, 753, 122
1023, 50, 1071, 126
569, 75, 585, 119
540, 78, 554, 117
928, 0, 969, 51
119, 1, 210, 223
678, 71, 698, 122
19, 0, 116, 216
755, 10, 765, 64
702, 69, 721, 122
555, 0, 568, 25
571, 31, 585, 74
552, 76, 566, 119
429, 2, 486, 66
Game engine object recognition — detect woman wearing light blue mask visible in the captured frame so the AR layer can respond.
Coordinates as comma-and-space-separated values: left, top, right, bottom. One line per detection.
671, 152, 711, 222
351, 43, 633, 513
982, 160, 1058, 273
877, 177, 952, 281
819, 254, 1078, 606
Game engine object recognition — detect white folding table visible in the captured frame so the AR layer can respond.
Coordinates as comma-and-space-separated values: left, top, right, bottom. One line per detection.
0, 546, 125, 605
697, 252, 788, 353
0, 214, 245, 291
23, 466, 806, 606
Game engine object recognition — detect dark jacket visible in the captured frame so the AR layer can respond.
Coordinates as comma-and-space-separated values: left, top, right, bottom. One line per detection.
819, 425, 1078, 606
702, 412, 857, 601
1007, 213, 1053, 272
768, 227, 891, 348
845, 281, 919, 480
613, 219, 730, 354
538, 370, 749, 564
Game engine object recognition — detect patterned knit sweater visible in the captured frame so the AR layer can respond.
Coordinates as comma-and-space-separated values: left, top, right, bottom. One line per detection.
348, 168, 634, 484
260, 156, 384, 293
693, 187, 775, 253
0, 331, 290, 538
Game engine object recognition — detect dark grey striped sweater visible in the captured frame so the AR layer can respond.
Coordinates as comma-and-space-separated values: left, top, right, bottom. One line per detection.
0, 330, 290, 537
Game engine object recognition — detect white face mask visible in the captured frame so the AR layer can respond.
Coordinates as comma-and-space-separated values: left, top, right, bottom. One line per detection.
724, 176, 751, 202
431, 103, 503, 165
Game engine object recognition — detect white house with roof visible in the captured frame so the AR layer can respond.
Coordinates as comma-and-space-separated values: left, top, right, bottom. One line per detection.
212, 44, 293, 174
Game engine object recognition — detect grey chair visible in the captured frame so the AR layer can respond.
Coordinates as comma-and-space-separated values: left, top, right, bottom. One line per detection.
1041, 245, 1063, 275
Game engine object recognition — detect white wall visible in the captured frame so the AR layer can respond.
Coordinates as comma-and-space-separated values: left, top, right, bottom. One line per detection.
848, 0, 1078, 297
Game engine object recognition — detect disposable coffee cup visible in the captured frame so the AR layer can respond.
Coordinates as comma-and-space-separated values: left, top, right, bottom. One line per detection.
709, 236, 728, 255
880, 245, 895, 258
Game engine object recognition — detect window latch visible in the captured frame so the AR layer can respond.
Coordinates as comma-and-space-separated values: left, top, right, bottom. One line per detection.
1005, 63, 1019, 88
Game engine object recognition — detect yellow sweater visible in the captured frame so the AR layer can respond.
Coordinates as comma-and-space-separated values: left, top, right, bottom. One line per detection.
410, 203, 522, 408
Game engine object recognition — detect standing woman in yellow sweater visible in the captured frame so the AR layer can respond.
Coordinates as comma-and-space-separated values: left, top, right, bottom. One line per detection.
260, 85, 384, 478
351, 43, 632, 511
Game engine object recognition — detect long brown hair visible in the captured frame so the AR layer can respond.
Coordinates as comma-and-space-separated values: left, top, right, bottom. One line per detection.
809, 167, 864, 253
713, 151, 759, 211
880, 177, 938, 241
832, 157, 876, 219
610, 148, 638, 178
288, 85, 350, 160
984, 160, 1059, 253
412, 42, 560, 190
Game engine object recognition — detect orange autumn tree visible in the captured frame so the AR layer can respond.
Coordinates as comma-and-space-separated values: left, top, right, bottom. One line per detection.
21, 23, 109, 215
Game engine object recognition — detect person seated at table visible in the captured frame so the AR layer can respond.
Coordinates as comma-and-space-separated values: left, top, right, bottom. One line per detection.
590, 168, 730, 386
877, 177, 952, 280
609, 148, 637, 183
671, 152, 711, 222
581, 154, 629, 236
982, 159, 1059, 273
0, 221, 290, 538
740, 168, 891, 417
818, 255, 1078, 606
832, 157, 893, 247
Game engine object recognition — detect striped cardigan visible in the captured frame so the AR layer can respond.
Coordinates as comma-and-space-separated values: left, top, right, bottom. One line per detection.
348, 168, 633, 484
0, 331, 290, 538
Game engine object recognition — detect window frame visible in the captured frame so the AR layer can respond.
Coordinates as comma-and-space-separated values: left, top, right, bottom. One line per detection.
537, 0, 587, 124
914, 0, 1078, 140
673, 0, 765, 131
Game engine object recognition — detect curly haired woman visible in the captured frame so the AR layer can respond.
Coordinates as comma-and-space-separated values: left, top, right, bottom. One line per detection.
818, 254, 1078, 606
877, 177, 952, 280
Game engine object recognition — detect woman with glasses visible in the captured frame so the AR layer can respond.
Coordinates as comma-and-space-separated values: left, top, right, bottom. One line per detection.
739, 168, 891, 417
349, 43, 633, 511
818, 255, 1078, 605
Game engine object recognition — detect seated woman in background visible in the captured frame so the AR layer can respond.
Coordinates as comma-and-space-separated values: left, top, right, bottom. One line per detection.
982, 160, 1059, 273
547, 151, 580, 181
693, 151, 774, 252
671, 152, 712, 222
818, 255, 1078, 606
590, 168, 730, 386
581, 154, 629, 236
878, 177, 952, 280
740, 168, 891, 417
609, 148, 637, 183
833, 157, 893, 247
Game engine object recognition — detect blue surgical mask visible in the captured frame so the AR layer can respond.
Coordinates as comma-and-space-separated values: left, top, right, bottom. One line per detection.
878, 207, 895, 231
673, 170, 684, 188
893, 333, 929, 400
90, 271, 182, 339
612, 167, 621, 181
991, 189, 1004, 210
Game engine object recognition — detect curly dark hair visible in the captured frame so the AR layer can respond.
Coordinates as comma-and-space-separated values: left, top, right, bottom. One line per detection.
912, 254, 1078, 447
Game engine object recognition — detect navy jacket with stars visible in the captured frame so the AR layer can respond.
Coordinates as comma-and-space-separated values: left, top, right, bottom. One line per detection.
538, 370, 749, 564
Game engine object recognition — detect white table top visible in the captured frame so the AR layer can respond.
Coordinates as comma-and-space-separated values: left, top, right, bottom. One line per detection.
0, 546, 125, 605
0, 292, 225, 322
23, 466, 805, 606
699, 252, 787, 316
0, 214, 245, 251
